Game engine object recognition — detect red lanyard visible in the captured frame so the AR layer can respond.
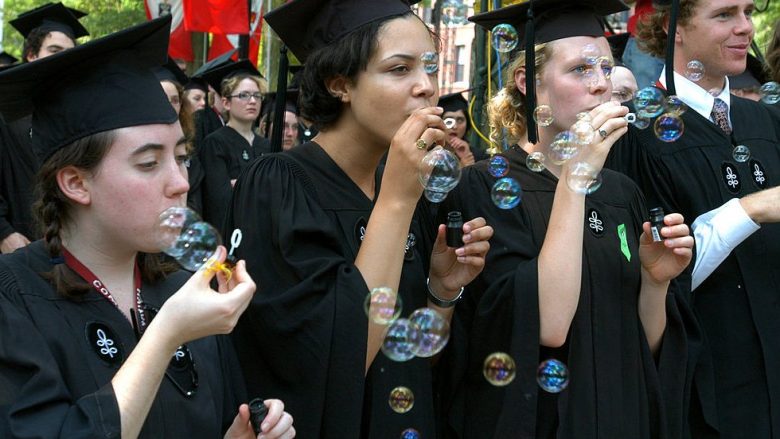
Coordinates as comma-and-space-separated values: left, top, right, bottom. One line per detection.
62, 247, 146, 328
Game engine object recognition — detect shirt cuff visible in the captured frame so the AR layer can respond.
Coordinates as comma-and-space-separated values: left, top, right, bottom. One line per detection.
705, 198, 760, 248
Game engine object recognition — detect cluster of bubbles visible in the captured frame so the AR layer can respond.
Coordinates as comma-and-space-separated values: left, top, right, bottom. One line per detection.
420, 52, 439, 75
388, 386, 415, 414
440, 0, 469, 26
632, 86, 686, 143
487, 154, 523, 209
537, 359, 570, 393
418, 146, 462, 203
381, 308, 451, 361
156, 207, 231, 275
492, 23, 519, 53
483, 352, 517, 386
364, 287, 403, 325
760, 81, 780, 105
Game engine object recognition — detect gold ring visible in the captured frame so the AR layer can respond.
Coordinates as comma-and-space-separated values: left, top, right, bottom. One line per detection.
416, 138, 428, 150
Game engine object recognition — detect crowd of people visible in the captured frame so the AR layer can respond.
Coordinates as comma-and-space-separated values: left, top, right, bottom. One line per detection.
0, 0, 779, 438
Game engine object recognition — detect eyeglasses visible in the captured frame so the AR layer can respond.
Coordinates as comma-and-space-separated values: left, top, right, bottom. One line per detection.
229, 91, 263, 102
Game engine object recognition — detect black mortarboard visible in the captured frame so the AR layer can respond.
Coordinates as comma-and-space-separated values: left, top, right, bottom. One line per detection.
154, 57, 189, 86
10, 2, 89, 40
0, 16, 177, 164
439, 91, 469, 114
470, 0, 628, 144
607, 32, 630, 66
264, 0, 423, 62
199, 59, 263, 95
729, 53, 770, 90
184, 77, 209, 93
262, 90, 300, 118
192, 49, 237, 78
0, 52, 18, 66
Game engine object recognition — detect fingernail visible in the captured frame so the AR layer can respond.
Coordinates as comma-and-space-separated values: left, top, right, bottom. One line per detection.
455, 248, 465, 256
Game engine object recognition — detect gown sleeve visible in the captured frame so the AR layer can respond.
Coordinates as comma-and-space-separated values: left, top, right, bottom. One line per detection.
0, 262, 122, 439
437, 165, 542, 439
223, 154, 372, 438
199, 131, 233, 229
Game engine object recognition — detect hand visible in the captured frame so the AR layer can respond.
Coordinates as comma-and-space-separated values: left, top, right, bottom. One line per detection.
153, 246, 256, 349
224, 400, 295, 439
428, 217, 493, 299
572, 102, 629, 172
382, 107, 447, 203
448, 137, 475, 166
740, 185, 780, 224
1, 232, 30, 253
638, 213, 694, 285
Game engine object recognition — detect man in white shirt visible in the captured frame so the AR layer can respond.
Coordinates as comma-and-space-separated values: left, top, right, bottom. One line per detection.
606, 0, 780, 437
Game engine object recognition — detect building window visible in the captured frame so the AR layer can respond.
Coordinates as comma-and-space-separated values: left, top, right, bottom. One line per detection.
455, 45, 466, 83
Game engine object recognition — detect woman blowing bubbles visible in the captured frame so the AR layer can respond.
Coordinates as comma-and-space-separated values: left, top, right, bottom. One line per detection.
439, 1, 696, 438
0, 17, 294, 439
224, 0, 493, 437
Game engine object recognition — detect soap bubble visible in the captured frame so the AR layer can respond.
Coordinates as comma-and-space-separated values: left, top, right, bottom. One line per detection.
566, 161, 602, 194
760, 81, 780, 105
492, 24, 519, 53
548, 131, 578, 165
653, 113, 684, 142
156, 206, 201, 258
364, 287, 402, 325
409, 308, 450, 357
732, 144, 751, 163
388, 386, 415, 414
572, 118, 596, 145
400, 428, 421, 439
381, 318, 422, 362
491, 177, 522, 209
633, 117, 651, 130
581, 44, 599, 65
419, 146, 462, 194
685, 60, 705, 82
537, 359, 570, 393
441, 0, 469, 26
526, 151, 546, 172
533, 105, 554, 127
488, 154, 510, 177
483, 352, 516, 386
420, 52, 439, 75
633, 87, 665, 119
424, 188, 448, 203
664, 96, 687, 115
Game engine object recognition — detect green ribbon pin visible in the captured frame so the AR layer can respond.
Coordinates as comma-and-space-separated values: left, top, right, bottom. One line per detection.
617, 224, 631, 262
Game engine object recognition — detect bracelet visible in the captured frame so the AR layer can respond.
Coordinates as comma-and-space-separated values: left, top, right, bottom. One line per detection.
426, 277, 464, 308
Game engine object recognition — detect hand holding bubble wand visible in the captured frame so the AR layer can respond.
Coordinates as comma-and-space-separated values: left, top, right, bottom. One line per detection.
156, 207, 243, 280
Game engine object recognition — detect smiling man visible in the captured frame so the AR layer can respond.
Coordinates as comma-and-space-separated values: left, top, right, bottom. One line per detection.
607, 0, 780, 437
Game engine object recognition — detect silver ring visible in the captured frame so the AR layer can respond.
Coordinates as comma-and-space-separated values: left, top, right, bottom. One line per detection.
416, 138, 428, 150
598, 129, 608, 139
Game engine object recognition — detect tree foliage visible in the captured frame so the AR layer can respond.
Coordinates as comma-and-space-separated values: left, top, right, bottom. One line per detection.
2, 0, 145, 58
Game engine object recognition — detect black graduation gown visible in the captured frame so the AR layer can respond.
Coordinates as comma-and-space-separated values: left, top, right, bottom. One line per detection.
199, 126, 270, 230
438, 147, 691, 439
606, 96, 780, 438
0, 241, 247, 438
224, 142, 439, 438
188, 108, 226, 217
0, 116, 38, 241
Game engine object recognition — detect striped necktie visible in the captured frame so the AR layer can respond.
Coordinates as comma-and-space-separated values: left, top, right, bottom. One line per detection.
711, 98, 732, 135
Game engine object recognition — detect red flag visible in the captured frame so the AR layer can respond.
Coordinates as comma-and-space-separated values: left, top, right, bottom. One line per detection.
182, 0, 249, 34
144, 0, 194, 61
207, 5, 263, 65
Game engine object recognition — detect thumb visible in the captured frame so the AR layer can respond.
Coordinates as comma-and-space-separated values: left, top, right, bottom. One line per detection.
191, 245, 227, 286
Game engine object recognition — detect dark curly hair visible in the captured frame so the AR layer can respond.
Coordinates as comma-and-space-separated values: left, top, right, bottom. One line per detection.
636, 0, 700, 59
22, 27, 51, 62
299, 11, 438, 130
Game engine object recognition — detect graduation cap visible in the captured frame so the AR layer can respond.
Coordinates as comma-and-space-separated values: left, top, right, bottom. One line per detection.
0, 16, 177, 164
192, 49, 237, 78
264, 0, 423, 62
0, 52, 19, 66
607, 32, 630, 66
470, 0, 628, 143
10, 2, 89, 40
729, 53, 771, 90
154, 57, 189, 87
184, 77, 209, 93
198, 59, 263, 96
262, 90, 300, 118
439, 91, 469, 114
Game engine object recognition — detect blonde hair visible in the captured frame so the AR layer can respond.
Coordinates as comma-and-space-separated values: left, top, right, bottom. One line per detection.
487, 43, 553, 147
220, 73, 268, 98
